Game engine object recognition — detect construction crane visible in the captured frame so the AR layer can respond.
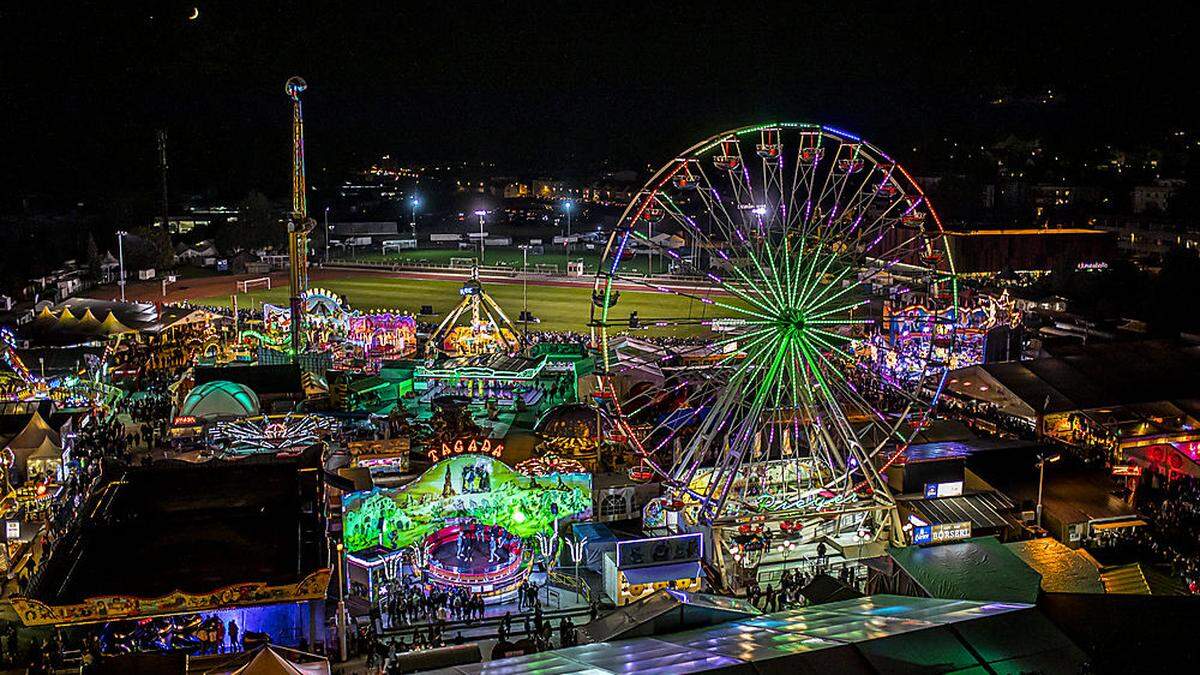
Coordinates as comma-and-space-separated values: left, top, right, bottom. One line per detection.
285, 76, 315, 357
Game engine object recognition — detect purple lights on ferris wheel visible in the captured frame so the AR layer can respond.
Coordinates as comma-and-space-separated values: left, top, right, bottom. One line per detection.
588, 120, 956, 527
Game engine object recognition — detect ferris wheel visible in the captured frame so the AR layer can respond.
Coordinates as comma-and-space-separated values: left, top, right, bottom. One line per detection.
590, 122, 959, 531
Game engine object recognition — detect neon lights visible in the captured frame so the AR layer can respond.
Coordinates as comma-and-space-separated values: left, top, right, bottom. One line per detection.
211, 413, 336, 456
429, 437, 504, 463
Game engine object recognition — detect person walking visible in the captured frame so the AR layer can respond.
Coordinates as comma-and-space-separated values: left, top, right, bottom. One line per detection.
227, 619, 239, 652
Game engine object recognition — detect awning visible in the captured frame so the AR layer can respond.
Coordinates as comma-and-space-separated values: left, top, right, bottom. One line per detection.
908, 492, 1014, 531
1091, 518, 1148, 531
622, 561, 703, 586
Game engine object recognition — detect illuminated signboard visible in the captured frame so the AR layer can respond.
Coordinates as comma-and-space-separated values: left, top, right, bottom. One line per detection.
616, 532, 703, 569
342, 454, 592, 552
913, 520, 972, 546
429, 437, 503, 463
923, 481, 964, 499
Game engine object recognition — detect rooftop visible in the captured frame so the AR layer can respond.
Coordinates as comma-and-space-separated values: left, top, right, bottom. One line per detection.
33, 447, 326, 606
429, 594, 1083, 674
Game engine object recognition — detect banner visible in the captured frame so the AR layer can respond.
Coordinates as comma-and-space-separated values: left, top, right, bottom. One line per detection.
10, 569, 331, 627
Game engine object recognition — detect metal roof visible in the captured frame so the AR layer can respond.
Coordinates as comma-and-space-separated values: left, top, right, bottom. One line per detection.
428, 595, 1062, 674
907, 491, 1015, 531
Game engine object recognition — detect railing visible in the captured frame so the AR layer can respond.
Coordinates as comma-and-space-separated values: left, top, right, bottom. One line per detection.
322, 259, 715, 287
547, 570, 591, 604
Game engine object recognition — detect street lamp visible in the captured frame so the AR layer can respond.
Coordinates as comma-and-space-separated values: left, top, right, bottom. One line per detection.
115, 230, 128, 302
565, 536, 588, 603
562, 200, 573, 254
324, 206, 331, 263
474, 210, 487, 264
1035, 452, 1061, 528
410, 196, 420, 240
335, 542, 347, 662
520, 244, 530, 344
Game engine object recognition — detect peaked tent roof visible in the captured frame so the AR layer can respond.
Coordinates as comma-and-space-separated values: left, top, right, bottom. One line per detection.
6, 411, 63, 478
54, 308, 79, 328
232, 648, 303, 675
76, 308, 103, 333
99, 311, 137, 335
28, 434, 64, 461
198, 645, 330, 675
4, 411, 61, 452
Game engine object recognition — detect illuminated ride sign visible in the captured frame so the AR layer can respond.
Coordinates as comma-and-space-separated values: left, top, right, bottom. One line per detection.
341, 454, 592, 553
615, 532, 704, 569
912, 520, 972, 546
429, 437, 504, 463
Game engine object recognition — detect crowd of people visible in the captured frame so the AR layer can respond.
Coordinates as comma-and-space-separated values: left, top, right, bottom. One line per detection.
743, 564, 863, 613
374, 578, 487, 629
1111, 474, 1200, 594
16, 410, 128, 595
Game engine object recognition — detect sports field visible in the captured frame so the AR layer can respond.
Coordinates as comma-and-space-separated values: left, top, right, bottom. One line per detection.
338, 247, 667, 275
196, 274, 735, 335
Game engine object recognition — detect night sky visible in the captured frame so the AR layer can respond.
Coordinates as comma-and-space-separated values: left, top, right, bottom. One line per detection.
3, 1, 1196, 202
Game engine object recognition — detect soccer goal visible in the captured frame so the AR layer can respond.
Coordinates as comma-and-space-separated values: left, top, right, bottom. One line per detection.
236, 277, 271, 293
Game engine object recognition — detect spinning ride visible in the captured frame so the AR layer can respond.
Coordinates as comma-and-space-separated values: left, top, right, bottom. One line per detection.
591, 122, 958, 542
428, 268, 521, 357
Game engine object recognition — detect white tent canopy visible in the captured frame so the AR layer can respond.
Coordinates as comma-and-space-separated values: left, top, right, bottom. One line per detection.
199, 646, 329, 675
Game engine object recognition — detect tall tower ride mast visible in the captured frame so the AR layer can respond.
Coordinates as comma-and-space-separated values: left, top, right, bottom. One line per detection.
285, 76, 315, 356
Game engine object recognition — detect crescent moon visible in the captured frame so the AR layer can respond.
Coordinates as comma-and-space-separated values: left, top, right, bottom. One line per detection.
188, 7, 199, 20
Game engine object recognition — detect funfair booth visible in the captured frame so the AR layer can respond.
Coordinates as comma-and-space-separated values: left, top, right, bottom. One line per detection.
602, 533, 705, 606
253, 289, 417, 373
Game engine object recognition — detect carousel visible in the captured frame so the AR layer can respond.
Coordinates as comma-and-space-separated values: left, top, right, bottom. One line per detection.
251, 289, 417, 371
342, 453, 592, 602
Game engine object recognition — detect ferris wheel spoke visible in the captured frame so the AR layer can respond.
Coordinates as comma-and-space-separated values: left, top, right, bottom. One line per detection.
691, 162, 750, 243
710, 330, 792, 517
790, 338, 848, 479
671, 325, 785, 487
624, 213, 786, 319
797, 338, 869, 478
603, 270, 777, 323
802, 334, 916, 447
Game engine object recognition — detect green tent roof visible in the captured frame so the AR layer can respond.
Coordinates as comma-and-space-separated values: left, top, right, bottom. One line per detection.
889, 536, 1043, 605
179, 380, 260, 419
